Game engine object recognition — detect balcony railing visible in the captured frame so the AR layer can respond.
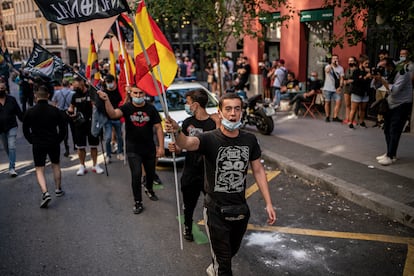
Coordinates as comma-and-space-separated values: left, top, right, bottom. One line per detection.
1, 2, 13, 10
34, 38, 63, 46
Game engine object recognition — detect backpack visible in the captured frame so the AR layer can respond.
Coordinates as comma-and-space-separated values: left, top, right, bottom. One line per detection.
279, 67, 288, 86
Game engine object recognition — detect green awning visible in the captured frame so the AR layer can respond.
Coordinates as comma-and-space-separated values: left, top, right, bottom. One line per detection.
300, 9, 333, 22
259, 12, 281, 23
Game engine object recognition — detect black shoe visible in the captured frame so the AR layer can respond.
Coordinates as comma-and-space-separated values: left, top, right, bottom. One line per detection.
63, 150, 70, 157
141, 175, 146, 185
144, 189, 159, 201
332, 117, 342, 122
133, 201, 144, 214
153, 174, 163, 185
183, 226, 194, 242
55, 189, 65, 197
40, 192, 51, 208
349, 123, 354, 129
325, 117, 330, 122
360, 122, 367, 128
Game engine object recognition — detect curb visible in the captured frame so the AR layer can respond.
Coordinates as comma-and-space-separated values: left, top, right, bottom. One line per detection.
262, 149, 414, 230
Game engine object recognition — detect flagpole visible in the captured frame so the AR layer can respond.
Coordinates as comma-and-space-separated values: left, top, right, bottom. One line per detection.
115, 19, 128, 165
129, 13, 183, 251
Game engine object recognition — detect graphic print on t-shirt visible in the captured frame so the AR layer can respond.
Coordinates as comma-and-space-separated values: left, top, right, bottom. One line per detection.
215, 145, 249, 193
187, 124, 203, 136
130, 111, 150, 127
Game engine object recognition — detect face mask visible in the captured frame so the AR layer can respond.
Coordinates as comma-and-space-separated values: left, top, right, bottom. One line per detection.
399, 56, 406, 63
74, 87, 83, 94
132, 97, 145, 105
106, 83, 114, 89
184, 104, 193, 116
0, 90, 6, 97
221, 117, 242, 131
310, 76, 316, 81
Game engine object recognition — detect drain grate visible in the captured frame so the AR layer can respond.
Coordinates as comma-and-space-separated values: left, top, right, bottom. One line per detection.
309, 162, 330, 170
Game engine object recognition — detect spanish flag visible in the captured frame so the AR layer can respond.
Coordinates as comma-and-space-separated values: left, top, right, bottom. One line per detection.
118, 40, 136, 101
134, 1, 159, 83
134, 1, 178, 96
109, 38, 116, 77
85, 29, 101, 86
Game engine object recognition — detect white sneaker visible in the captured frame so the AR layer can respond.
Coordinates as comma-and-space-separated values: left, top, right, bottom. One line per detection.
376, 153, 387, 160
9, 168, 18, 177
287, 113, 298, 119
105, 155, 111, 163
76, 165, 87, 176
206, 263, 215, 276
93, 164, 104, 174
117, 153, 124, 161
378, 156, 393, 166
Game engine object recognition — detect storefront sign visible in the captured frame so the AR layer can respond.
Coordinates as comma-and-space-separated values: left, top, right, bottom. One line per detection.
259, 12, 281, 23
300, 9, 333, 22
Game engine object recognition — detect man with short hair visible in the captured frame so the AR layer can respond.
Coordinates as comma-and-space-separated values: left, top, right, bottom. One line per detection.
23, 86, 67, 208
52, 79, 75, 157
271, 59, 288, 108
67, 76, 104, 175
165, 93, 276, 275
97, 85, 164, 214
101, 74, 123, 163
322, 54, 344, 122
0, 82, 23, 177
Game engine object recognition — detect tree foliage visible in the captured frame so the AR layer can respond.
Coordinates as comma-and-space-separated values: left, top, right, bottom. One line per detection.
323, 0, 414, 52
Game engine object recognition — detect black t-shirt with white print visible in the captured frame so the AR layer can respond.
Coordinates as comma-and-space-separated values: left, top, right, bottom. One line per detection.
198, 129, 261, 206
181, 116, 216, 187
119, 102, 161, 154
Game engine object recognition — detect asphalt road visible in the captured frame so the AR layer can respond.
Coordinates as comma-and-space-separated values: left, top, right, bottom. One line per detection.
1, 148, 413, 275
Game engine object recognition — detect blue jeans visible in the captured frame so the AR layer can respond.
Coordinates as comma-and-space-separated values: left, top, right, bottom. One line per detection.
0, 127, 17, 170
272, 87, 282, 106
104, 120, 123, 157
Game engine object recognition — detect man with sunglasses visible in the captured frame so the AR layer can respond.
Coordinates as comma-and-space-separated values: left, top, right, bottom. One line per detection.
97, 85, 164, 214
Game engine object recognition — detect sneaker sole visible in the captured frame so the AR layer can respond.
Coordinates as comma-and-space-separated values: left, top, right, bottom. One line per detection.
55, 191, 65, 197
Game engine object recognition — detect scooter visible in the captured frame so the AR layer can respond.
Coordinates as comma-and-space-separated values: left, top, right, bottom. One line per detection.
226, 88, 275, 135
241, 94, 275, 135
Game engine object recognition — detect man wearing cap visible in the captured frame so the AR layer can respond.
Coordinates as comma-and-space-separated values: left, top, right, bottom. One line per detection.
67, 76, 104, 175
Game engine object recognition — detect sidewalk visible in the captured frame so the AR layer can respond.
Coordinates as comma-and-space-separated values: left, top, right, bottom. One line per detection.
256, 112, 414, 229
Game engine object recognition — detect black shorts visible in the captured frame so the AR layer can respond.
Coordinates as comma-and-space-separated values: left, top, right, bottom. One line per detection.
73, 123, 99, 148
33, 143, 60, 166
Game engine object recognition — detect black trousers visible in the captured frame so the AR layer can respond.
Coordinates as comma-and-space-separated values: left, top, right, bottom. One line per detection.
203, 205, 250, 276
181, 176, 204, 229
127, 151, 156, 202
383, 103, 411, 158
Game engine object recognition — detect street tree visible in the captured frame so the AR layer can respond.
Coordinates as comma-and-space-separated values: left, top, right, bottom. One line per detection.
323, 0, 414, 52
144, 0, 295, 96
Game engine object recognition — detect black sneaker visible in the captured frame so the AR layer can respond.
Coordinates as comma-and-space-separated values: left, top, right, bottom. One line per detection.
40, 192, 51, 208
349, 123, 354, 129
55, 189, 65, 197
133, 201, 144, 214
144, 189, 159, 201
332, 117, 342, 122
141, 175, 146, 185
360, 122, 367, 128
153, 174, 163, 185
325, 117, 330, 122
183, 226, 194, 242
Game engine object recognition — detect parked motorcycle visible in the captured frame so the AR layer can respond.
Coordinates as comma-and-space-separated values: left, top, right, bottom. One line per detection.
241, 94, 275, 135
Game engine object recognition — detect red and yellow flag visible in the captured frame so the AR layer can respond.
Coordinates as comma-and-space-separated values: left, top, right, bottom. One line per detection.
85, 30, 101, 86
134, 2, 178, 96
134, 1, 159, 83
118, 40, 136, 101
109, 39, 116, 77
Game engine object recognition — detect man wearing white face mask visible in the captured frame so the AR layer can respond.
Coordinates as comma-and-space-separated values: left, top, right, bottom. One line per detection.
97, 85, 164, 214
168, 89, 220, 242
102, 74, 123, 163
165, 93, 276, 276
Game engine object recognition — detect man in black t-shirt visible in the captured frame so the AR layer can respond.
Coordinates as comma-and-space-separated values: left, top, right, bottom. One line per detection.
288, 71, 322, 117
67, 76, 104, 176
168, 89, 219, 242
97, 85, 164, 214
165, 93, 276, 276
